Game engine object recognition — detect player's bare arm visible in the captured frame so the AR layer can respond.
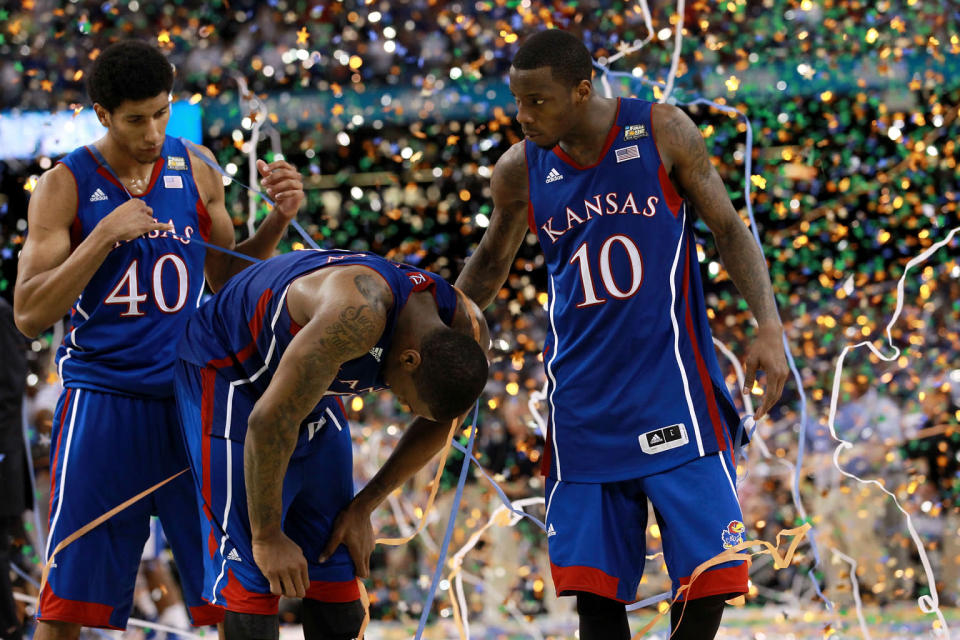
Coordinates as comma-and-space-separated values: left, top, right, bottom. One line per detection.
652, 103, 788, 419
454, 142, 530, 309
452, 286, 492, 355
189, 144, 305, 292
319, 285, 491, 576
13, 165, 172, 337
245, 266, 391, 597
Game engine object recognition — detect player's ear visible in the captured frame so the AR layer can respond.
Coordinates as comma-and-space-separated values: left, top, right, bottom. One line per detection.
399, 348, 422, 372
576, 79, 591, 104
93, 103, 111, 128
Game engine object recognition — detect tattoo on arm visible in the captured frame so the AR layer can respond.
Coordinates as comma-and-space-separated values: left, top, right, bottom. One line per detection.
713, 231, 781, 326
247, 297, 383, 537
311, 304, 380, 359
245, 419, 294, 535
664, 108, 781, 327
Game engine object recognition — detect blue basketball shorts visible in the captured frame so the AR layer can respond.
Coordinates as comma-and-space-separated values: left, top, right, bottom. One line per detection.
38, 387, 224, 629
175, 360, 359, 615
545, 452, 749, 603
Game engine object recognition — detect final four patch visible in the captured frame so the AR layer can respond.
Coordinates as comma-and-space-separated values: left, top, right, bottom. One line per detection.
167, 156, 187, 170
624, 124, 648, 140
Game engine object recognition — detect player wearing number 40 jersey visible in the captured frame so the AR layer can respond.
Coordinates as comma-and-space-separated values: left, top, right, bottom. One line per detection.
455, 30, 789, 640
13, 41, 306, 640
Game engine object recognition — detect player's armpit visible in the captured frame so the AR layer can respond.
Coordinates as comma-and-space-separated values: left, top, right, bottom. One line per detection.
455, 141, 530, 310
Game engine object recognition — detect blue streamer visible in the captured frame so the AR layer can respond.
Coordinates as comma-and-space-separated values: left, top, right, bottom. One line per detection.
595, 64, 831, 608
180, 138, 322, 251
414, 402, 481, 640
626, 591, 672, 611
449, 439, 546, 532
10, 559, 40, 589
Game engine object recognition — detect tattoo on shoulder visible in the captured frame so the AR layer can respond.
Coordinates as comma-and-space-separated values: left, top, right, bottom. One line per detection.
353, 274, 388, 313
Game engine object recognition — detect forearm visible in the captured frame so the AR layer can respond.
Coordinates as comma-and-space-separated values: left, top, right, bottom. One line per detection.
14, 230, 114, 337
244, 412, 299, 540
205, 212, 291, 291
236, 210, 292, 261
713, 223, 781, 328
353, 417, 454, 512
455, 243, 512, 310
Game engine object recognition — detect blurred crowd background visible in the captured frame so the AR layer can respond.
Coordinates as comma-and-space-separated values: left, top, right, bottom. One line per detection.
1, 0, 959, 637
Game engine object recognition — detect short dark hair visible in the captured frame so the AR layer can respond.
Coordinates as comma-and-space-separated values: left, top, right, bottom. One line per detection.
87, 40, 174, 112
512, 29, 593, 88
413, 328, 488, 422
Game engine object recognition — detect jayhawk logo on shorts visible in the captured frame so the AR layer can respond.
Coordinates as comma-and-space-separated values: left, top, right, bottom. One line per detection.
721, 520, 745, 549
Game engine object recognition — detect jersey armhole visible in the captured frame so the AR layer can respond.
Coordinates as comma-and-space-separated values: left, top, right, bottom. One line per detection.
648, 104, 685, 216
186, 146, 217, 243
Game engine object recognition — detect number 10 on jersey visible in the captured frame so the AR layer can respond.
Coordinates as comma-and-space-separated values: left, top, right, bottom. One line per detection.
569, 234, 644, 308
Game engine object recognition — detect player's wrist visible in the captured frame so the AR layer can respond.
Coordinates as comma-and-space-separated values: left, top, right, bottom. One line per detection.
251, 525, 285, 544
348, 490, 381, 516
756, 321, 783, 336
90, 221, 122, 249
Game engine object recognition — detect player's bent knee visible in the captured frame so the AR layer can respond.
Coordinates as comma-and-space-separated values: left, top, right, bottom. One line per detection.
301, 598, 365, 640
222, 610, 279, 640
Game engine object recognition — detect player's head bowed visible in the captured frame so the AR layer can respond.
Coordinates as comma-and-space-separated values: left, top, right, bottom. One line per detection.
387, 327, 489, 422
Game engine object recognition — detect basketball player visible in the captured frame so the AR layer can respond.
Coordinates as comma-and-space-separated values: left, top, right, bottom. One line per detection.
13, 40, 306, 638
174, 249, 490, 640
455, 30, 790, 639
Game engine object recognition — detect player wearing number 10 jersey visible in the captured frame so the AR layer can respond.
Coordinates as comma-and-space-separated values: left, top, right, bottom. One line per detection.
13, 41, 305, 638
455, 31, 789, 640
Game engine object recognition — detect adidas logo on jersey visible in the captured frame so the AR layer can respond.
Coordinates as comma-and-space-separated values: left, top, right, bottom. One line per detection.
369, 346, 383, 362
226, 549, 242, 562
639, 423, 689, 455
545, 168, 563, 183
547, 524, 557, 537
89, 188, 108, 202
307, 417, 327, 441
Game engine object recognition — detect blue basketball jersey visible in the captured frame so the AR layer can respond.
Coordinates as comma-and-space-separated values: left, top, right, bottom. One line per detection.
178, 250, 458, 441
54, 136, 210, 398
526, 98, 741, 483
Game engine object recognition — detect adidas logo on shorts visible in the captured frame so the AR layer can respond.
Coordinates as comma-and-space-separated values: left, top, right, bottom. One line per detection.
226, 548, 242, 562
547, 523, 557, 537
545, 168, 563, 183
89, 188, 108, 202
